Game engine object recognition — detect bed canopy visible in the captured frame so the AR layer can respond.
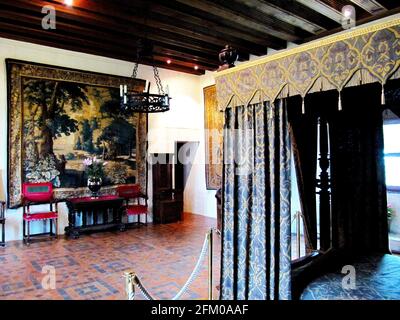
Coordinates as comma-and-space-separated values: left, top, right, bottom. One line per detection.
216, 17, 400, 113
216, 16, 399, 301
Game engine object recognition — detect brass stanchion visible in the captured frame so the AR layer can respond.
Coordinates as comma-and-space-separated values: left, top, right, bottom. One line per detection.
208, 229, 213, 300
124, 270, 136, 300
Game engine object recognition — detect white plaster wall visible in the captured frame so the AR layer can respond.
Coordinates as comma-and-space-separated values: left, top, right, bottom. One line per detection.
0, 37, 217, 242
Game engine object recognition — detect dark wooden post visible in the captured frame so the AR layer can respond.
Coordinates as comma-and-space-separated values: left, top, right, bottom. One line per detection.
316, 116, 332, 251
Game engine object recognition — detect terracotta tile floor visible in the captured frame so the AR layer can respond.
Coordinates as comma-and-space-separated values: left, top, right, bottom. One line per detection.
0, 213, 220, 300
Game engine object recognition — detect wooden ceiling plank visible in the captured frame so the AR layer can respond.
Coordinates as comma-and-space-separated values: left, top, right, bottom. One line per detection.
3, 0, 222, 65
48, 0, 260, 56
373, 0, 398, 10
233, 0, 326, 34
110, 0, 280, 50
47, 0, 261, 56
295, 0, 344, 23
154, 0, 286, 50
264, 0, 340, 30
0, 4, 221, 67
305, 5, 400, 42
0, 21, 205, 75
173, 0, 300, 42
349, 0, 386, 14
212, 0, 314, 40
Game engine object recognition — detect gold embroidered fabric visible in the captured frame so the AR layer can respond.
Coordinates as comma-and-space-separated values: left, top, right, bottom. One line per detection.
215, 18, 400, 110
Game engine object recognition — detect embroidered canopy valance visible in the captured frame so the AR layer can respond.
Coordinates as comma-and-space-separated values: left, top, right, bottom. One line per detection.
215, 17, 400, 111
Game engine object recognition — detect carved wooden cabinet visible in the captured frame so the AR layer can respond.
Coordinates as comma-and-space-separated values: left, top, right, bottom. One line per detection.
152, 153, 184, 224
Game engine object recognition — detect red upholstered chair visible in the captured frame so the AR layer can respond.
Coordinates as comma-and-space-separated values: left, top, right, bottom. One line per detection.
117, 184, 148, 227
22, 182, 58, 245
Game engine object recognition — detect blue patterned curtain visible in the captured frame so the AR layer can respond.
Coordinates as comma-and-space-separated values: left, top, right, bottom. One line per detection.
220, 100, 292, 300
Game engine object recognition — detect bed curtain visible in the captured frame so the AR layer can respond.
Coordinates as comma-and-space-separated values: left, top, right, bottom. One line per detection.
220, 100, 292, 300
329, 85, 389, 254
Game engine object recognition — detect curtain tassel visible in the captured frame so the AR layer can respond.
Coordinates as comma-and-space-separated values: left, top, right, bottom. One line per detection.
338, 91, 342, 111
381, 84, 386, 105
302, 97, 305, 115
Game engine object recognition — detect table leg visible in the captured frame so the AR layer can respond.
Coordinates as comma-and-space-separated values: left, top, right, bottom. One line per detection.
103, 209, 107, 225
116, 207, 125, 231
1, 222, 4, 246
83, 210, 87, 227
67, 210, 80, 239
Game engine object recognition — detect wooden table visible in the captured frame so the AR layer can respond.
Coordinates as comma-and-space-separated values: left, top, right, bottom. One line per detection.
65, 195, 125, 239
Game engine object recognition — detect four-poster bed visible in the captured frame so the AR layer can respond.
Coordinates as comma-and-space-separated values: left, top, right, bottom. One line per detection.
216, 16, 400, 300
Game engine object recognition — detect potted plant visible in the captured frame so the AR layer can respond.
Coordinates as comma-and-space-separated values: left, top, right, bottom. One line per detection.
83, 157, 107, 198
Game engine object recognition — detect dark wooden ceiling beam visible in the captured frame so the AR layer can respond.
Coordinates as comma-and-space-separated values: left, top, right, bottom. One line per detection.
263, 0, 340, 30
317, 0, 371, 20
110, 0, 276, 55
0, 4, 219, 71
234, 0, 326, 34
45, 0, 258, 57
0, 18, 206, 75
374, 0, 399, 10
211, 0, 312, 42
350, 0, 386, 14
306, 5, 400, 42
173, 0, 304, 42
154, 0, 287, 50
295, 0, 344, 23
145, 0, 280, 47
2, 0, 224, 67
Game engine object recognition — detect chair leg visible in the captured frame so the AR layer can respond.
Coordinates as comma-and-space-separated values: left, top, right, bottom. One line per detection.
145, 212, 148, 226
54, 219, 58, 240
27, 221, 30, 246
23, 219, 26, 245
50, 218, 53, 236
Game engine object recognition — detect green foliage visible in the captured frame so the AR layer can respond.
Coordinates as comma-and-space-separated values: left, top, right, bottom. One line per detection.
25, 154, 61, 187
99, 118, 136, 158
83, 157, 106, 179
99, 89, 128, 118
81, 120, 95, 153
65, 153, 76, 160
75, 136, 82, 150
23, 79, 89, 155
91, 118, 99, 130
105, 162, 130, 184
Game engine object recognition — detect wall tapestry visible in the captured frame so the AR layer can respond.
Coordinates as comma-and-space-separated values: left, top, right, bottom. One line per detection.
204, 85, 223, 190
7, 59, 146, 208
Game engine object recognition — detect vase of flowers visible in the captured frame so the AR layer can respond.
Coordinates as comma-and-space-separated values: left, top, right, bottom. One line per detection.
83, 157, 106, 198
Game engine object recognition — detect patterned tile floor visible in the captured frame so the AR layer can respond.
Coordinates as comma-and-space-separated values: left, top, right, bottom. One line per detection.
0, 213, 220, 300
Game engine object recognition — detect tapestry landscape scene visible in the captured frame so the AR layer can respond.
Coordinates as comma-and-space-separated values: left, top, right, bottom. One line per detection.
22, 79, 138, 189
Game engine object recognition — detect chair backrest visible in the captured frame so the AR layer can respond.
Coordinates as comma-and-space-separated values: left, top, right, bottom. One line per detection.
22, 182, 53, 203
117, 184, 141, 200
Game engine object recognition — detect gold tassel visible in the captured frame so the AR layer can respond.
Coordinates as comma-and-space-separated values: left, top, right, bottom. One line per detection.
381, 84, 386, 105
302, 97, 305, 115
338, 91, 342, 111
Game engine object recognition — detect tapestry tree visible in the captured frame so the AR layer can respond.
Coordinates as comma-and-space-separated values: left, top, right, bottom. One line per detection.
23, 79, 89, 158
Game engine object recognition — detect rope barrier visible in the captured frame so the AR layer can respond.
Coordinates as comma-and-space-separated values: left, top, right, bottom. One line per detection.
124, 229, 213, 300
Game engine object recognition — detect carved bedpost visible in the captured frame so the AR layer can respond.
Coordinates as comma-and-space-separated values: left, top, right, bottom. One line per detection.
316, 116, 332, 251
